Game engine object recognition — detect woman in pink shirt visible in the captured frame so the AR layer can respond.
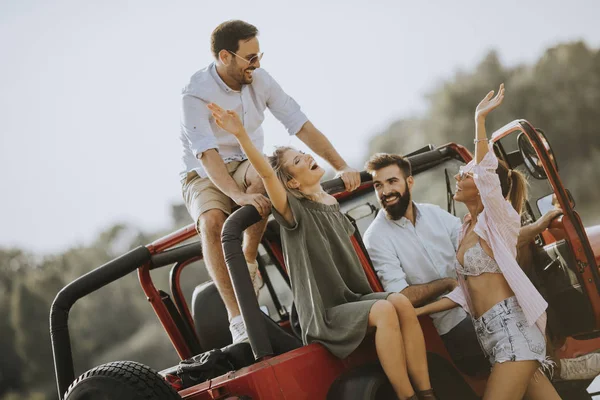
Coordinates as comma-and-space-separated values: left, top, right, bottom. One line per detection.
416, 84, 560, 399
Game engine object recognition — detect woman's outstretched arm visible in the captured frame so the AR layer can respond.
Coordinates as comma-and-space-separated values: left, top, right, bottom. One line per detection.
474, 83, 505, 164
415, 297, 459, 317
207, 103, 294, 225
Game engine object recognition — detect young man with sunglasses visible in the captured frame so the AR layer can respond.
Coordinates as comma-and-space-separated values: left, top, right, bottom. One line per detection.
179, 20, 360, 344
362, 153, 600, 380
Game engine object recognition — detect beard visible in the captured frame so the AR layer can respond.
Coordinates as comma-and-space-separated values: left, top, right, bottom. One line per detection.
227, 61, 254, 85
380, 189, 411, 220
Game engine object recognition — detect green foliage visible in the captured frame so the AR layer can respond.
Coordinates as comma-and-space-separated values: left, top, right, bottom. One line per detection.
0, 253, 24, 393
10, 277, 53, 383
367, 41, 600, 224
0, 222, 199, 400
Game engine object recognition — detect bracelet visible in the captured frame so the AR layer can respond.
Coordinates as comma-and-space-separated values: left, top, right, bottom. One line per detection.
474, 138, 489, 144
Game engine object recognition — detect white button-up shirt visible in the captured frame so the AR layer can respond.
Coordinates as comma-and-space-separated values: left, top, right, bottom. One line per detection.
363, 203, 466, 335
179, 63, 309, 179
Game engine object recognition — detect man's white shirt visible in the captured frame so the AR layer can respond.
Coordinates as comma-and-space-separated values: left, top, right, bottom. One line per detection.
364, 203, 467, 335
179, 63, 308, 179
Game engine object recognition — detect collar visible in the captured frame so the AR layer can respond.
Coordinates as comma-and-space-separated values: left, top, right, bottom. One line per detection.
209, 62, 239, 93
388, 202, 421, 228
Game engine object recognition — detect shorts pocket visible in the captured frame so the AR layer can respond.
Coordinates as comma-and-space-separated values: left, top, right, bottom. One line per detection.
483, 314, 504, 335
516, 320, 545, 355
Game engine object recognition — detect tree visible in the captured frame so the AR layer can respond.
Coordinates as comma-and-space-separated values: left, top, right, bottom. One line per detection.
0, 253, 24, 395
367, 42, 600, 223
10, 277, 54, 386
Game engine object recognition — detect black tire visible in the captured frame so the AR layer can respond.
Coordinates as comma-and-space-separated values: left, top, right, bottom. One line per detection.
64, 361, 182, 400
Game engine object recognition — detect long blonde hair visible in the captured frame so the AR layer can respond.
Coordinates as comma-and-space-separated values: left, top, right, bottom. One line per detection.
267, 146, 316, 201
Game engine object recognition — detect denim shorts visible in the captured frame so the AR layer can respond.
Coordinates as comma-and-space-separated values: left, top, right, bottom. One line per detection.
472, 297, 549, 368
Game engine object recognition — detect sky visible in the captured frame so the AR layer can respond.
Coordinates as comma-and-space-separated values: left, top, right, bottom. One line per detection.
1, 0, 599, 254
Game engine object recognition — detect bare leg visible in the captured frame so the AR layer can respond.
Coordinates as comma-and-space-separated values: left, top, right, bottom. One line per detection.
523, 370, 561, 400
242, 176, 268, 263
368, 300, 415, 400
199, 209, 240, 320
387, 293, 431, 392
483, 360, 539, 400
240, 170, 268, 295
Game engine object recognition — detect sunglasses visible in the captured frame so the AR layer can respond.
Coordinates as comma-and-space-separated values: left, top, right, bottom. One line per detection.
229, 51, 264, 65
457, 166, 474, 181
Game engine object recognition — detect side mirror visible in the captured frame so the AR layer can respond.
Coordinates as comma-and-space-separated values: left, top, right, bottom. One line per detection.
518, 129, 558, 180
537, 190, 575, 215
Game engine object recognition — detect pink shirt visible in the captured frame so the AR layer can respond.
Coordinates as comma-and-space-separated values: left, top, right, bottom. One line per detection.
445, 143, 547, 332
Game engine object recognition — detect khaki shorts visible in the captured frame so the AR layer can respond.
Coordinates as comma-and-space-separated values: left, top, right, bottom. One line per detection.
182, 160, 251, 231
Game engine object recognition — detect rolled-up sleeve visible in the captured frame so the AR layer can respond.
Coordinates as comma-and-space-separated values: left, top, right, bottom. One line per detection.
181, 94, 218, 158
364, 235, 409, 292
444, 285, 469, 312
263, 70, 309, 136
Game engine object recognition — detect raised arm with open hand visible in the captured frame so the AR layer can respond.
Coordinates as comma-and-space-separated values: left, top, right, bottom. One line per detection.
207, 103, 293, 224
475, 83, 505, 164
475, 83, 505, 120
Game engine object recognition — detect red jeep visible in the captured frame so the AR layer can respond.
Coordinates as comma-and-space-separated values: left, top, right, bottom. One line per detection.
51, 120, 600, 399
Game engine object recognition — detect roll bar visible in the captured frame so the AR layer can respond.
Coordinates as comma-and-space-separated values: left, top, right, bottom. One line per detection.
50, 246, 152, 398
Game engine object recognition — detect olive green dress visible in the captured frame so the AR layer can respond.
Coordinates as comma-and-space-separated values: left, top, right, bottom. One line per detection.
272, 194, 391, 358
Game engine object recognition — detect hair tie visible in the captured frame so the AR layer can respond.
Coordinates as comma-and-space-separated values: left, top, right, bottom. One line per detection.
507, 169, 514, 195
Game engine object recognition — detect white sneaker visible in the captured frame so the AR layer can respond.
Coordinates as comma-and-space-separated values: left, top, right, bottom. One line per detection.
559, 353, 600, 380
229, 316, 249, 344
247, 261, 263, 296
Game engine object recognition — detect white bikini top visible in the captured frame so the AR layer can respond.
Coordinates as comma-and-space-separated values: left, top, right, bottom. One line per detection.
455, 241, 502, 276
